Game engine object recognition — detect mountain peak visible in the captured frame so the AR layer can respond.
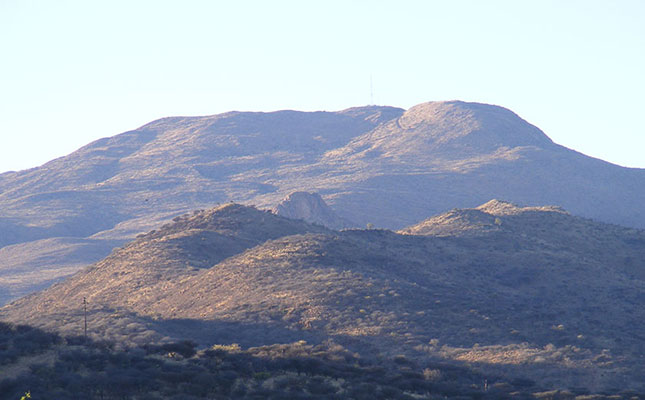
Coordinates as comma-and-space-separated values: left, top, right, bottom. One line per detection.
397, 100, 554, 151
476, 199, 567, 216
400, 199, 570, 237
146, 202, 331, 244
476, 199, 518, 212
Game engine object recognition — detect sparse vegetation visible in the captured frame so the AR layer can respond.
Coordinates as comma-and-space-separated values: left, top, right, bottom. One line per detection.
2, 202, 645, 395
1, 321, 641, 399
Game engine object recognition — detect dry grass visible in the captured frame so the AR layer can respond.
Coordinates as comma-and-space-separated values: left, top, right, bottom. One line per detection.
1, 202, 645, 390
2, 100, 645, 309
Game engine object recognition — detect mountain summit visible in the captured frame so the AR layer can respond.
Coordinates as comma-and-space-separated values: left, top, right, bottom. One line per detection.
400, 199, 568, 237
0, 100, 644, 304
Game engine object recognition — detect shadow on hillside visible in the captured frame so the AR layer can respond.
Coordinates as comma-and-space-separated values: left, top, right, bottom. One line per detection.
142, 313, 642, 393
3, 317, 645, 398
141, 315, 326, 348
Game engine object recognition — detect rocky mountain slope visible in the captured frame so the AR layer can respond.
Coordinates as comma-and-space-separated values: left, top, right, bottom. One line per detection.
272, 191, 353, 229
1, 100, 644, 304
3, 202, 644, 392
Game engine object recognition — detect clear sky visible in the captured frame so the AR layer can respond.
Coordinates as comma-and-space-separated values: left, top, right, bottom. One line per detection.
1, 0, 644, 173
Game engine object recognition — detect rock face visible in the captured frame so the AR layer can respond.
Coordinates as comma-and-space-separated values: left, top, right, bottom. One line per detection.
272, 191, 353, 229
1, 100, 645, 304
3, 202, 645, 391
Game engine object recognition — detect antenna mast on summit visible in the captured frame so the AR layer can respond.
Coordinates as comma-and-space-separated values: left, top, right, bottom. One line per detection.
370, 74, 374, 105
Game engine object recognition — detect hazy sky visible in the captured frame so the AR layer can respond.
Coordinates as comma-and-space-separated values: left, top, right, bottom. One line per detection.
1, 0, 644, 173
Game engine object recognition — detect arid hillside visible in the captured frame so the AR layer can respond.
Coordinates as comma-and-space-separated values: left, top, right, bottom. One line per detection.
1, 101, 644, 305
2, 202, 644, 392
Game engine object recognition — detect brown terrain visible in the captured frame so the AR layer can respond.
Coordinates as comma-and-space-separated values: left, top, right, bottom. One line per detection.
1, 101, 645, 305
3, 201, 644, 392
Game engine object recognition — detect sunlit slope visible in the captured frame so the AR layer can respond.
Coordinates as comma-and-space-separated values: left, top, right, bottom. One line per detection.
1, 101, 644, 305
2, 202, 644, 390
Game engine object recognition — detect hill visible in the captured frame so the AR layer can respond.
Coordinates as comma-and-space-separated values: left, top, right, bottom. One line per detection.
2, 202, 645, 392
1, 101, 644, 304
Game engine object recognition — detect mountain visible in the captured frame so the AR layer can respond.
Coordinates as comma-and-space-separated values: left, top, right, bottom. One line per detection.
0, 204, 329, 336
3, 202, 645, 392
1, 100, 645, 304
273, 191, 354, 229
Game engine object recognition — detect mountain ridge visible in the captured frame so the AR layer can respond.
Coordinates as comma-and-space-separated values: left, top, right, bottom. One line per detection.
1, 100, 644, 305
2, 201, 645, 391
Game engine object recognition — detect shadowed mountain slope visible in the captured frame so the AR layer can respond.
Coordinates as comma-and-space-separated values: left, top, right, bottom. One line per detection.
2, 202, 645, 391
6, 320, 607, 400
1, 101, 644, 304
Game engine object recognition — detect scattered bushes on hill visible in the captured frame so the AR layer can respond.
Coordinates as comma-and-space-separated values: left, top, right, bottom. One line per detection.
1, 321, 642, 399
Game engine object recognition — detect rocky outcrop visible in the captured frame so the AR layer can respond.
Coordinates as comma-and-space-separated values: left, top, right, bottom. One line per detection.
273, 192, 353, 230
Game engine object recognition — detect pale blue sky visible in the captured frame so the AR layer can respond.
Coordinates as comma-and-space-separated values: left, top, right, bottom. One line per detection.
1, 0, 644, 173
